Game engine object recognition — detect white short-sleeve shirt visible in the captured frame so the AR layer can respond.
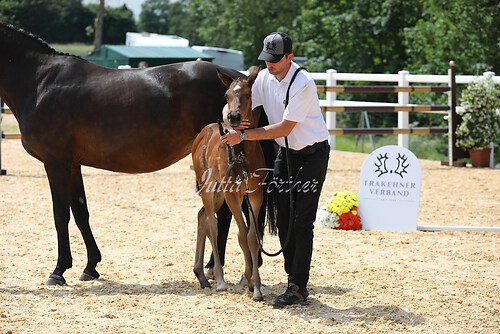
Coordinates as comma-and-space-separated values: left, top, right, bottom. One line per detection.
252, 61, 329, 150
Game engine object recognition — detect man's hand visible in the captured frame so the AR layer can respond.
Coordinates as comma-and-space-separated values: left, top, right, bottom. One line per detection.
231, 119, 251, 130
221, 129, 242, 147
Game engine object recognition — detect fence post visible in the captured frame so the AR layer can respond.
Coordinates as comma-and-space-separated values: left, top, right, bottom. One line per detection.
448, 61, 460, 166
398, 70, 409, 148
326, 69, 337, 150
0, 98, 5, 175
483, 71, 496, 168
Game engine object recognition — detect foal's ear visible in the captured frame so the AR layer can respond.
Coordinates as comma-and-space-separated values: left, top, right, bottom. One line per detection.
248, 72, 259, 86
216, 68, 234, 88
247, 65, 261, 84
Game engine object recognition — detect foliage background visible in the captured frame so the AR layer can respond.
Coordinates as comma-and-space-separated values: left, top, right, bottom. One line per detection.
1, 0, 498, 75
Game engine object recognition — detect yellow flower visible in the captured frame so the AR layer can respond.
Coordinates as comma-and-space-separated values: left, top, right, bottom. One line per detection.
326, 191, 359, 216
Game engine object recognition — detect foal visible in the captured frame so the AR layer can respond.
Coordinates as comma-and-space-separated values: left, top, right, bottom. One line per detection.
192, 69, 265, 301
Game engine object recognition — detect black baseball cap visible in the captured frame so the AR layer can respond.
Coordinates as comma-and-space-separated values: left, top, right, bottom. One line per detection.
258, 32, 292, 63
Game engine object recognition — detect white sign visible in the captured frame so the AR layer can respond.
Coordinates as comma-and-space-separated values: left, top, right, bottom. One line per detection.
358, 146, 421, 232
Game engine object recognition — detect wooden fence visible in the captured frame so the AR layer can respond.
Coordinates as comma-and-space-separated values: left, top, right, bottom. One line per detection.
309, 61, 498, 166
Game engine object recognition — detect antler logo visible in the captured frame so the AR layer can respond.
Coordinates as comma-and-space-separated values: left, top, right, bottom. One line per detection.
374, 153, 389, 177
265, 41, 277, 52
374, 152, 409, 178
394, 153, 409, 178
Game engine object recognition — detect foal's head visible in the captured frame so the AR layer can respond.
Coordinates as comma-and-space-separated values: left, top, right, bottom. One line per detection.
217, 68, 259, 128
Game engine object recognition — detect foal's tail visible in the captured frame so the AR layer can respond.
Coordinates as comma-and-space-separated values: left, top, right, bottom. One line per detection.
260, 138, 278, 236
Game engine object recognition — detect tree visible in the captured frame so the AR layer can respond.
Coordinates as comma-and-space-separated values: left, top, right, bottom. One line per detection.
293, 0, 424, 73
404, 0, 500, 75
165, 0, 203, 45
138, 0, 171, 34
93, 0, 105, 50
86, 3, 137, 45
188, 0, 304, 67
102, 5, 137, 44
0, 0, 93, 43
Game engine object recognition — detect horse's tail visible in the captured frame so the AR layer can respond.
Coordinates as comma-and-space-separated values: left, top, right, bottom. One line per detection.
260, 138, 278, 236
255, 110, 278, 236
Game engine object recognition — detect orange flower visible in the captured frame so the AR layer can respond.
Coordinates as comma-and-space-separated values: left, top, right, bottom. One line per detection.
337, 212, 362, 230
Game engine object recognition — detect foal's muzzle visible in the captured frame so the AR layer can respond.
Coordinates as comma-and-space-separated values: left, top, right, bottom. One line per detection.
227, 112, 242, 127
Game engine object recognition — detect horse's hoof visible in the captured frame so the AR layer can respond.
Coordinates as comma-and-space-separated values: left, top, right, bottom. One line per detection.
46, 274, 66, 286
81, 268, 100, 280
79, 272, 97, 281
216, 283, 229, 291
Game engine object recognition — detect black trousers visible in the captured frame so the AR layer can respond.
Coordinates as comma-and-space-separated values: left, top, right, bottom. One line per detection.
273, 140, 329, 289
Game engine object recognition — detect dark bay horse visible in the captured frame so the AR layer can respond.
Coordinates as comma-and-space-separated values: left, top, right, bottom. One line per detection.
0, 22, 245, 285
192, 69, 266, 301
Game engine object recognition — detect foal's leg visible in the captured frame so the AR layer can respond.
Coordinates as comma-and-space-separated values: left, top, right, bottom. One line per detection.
206, 212, 229, 291
205, 201, 232, 275
246, 193, 263, 301
226, 196, 263, 301
202, 193, 228, 291
43, 159, 73, 286
194, 208, 211, 289
69, 166, 102, 281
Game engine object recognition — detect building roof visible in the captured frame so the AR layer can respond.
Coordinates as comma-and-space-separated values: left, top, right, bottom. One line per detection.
85, 45, 213, 68
125, 32, 190, 47
105, 45, 210, 59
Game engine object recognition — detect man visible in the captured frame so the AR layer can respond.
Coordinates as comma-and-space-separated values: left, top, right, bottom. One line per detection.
221, 32, 330, 307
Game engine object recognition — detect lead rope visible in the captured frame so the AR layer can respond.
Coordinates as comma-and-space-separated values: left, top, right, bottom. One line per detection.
250, 66, 307, 257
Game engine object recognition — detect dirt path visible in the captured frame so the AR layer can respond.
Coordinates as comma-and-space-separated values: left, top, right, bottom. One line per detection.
0, 140, 498, 333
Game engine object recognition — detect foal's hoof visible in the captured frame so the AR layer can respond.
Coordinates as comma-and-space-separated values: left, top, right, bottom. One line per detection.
204, 267, 214, 280
238, 274, 248, 286
46, 274, 66, 286
252, 295, 264, 302
200, 280, 212, 289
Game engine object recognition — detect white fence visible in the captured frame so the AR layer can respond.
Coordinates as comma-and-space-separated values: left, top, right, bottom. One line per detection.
308, 64, 498, 166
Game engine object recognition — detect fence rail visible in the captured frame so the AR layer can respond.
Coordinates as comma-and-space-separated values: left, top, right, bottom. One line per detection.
320, 105, 450, 113
310, 62, 498, 166
317, 85, 450, 94
330, 127, 448, 135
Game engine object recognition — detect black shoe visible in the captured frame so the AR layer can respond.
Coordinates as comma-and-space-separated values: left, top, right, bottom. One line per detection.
272, 283, 309, 308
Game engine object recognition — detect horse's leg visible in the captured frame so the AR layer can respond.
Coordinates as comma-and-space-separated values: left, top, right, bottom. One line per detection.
43, 159, 72, 286
69, 166, 101, 281
194, 207, 211, 289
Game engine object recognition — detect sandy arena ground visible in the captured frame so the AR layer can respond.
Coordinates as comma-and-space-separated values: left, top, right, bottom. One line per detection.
0, 139, 498, 334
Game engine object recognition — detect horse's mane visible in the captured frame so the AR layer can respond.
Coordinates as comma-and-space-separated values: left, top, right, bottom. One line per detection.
0, 21, 78, 58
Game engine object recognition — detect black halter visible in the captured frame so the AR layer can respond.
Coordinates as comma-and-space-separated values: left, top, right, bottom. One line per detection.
217, 119, 248, 182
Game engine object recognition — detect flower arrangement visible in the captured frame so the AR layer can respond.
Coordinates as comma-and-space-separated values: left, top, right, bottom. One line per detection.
316, 191, 362, 230
456, 76, 500, 150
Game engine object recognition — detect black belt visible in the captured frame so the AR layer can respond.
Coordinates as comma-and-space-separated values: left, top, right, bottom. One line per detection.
285, 140, 328, 155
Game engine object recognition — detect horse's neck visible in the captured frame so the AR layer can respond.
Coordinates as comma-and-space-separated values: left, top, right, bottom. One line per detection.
0, 53, 50, 125
0, 23, 56, 56
0, 24, 56, 108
